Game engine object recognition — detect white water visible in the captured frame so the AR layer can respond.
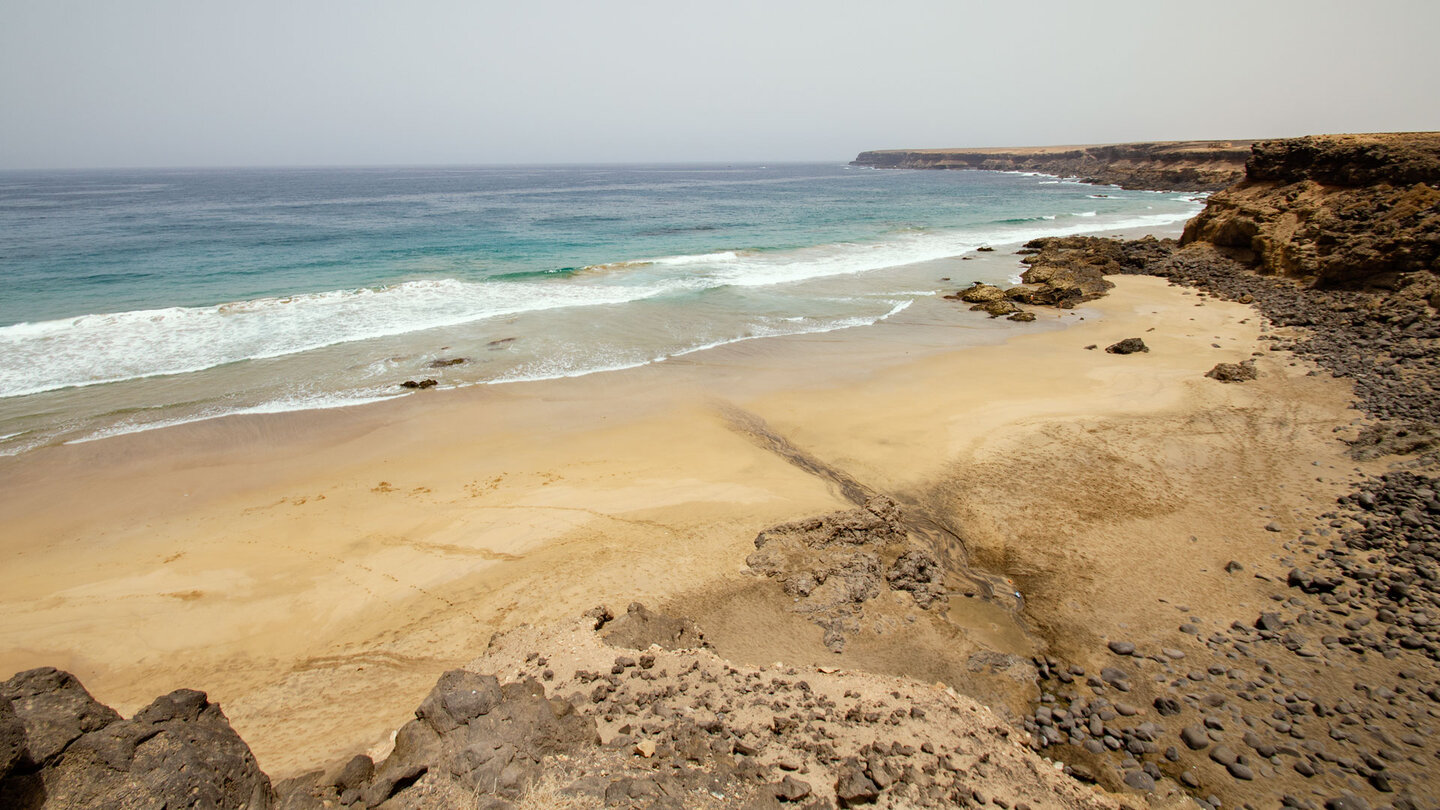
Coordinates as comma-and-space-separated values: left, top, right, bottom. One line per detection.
0, 209, 1198, 400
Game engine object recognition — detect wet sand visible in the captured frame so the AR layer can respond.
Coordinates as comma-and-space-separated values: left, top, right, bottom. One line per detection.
0, 262, 1360, 777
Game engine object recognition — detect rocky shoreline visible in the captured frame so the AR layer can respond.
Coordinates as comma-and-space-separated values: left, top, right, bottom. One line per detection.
1002, 233, 1439, 809
849, 141, 1255, 191
974, 133, 1439, 808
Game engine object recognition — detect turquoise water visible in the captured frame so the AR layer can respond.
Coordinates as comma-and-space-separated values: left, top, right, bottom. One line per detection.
0, 163, 1203, 453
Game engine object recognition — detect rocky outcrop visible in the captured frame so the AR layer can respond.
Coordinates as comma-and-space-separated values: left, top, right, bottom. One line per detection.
1104, 338, 1148, 355
0, 667, 273, 810
2, 605, 1124, 810
945, 235, 1169, 317
1204, 361, 1258, 383
744, 496, 945, 652
851, 140, 1254, 191
596, 601, 706, 651
1181, 133, 1440, 291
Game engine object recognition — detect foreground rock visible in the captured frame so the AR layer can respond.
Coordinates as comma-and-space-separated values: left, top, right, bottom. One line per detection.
0, 668, 272, 809
1204, 361, 1258, 382
330, 613, 1123, 809
3, 607, 1129, 809
1104, 338, 1148, 355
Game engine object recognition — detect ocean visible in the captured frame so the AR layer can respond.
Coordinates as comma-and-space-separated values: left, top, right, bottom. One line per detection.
0, 163, 1203, 455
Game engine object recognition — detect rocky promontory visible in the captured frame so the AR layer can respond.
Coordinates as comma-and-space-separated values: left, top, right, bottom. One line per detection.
1181, 133, 1440, 292
850, 141, 1254, 191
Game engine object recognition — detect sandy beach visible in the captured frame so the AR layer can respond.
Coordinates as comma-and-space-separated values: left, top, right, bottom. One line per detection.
0, 247, 1362, 780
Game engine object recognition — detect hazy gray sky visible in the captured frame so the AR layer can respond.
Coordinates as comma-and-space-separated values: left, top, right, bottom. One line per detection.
3, 0, 1437, 169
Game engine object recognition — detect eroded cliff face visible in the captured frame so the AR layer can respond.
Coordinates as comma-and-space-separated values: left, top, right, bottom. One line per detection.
1181, 133, 1440, 295
850, 141, 1253, 191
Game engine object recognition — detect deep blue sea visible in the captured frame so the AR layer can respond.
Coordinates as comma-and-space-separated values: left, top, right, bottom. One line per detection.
0, 163, 1203, 454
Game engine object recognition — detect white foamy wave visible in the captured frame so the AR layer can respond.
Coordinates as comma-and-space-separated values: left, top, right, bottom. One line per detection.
481, 354, 657, 386
0, 278, 672, 398
1, 198, 1201, 401
65, 390, 402, 445
481, 299, 916, 386
651, 250, 740, 266
666, 300, 914, 359
665, 209, 1198, 291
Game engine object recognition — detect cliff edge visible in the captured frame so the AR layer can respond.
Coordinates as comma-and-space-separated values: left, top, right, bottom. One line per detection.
849, 140, 1254, 191
1181, 132, 1440, 292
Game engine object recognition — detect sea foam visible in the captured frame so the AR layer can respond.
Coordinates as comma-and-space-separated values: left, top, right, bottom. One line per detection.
0, 210, 1199, 400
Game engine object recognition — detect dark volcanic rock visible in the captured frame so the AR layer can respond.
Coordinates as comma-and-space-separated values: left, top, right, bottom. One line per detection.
38, 688, 274, 810
399, 378, 438, 389
834, 758, 881, 806
1105, 338, 1149, 355
1347, 422, 1440, 461
774, 774, 812, 802
1246, 133, 1440, 187
0, 667, 121, 767
379, 673, 596, 804
1205, 361, 1258, 382
0, 673, 274, 810
0, 695, 26, 781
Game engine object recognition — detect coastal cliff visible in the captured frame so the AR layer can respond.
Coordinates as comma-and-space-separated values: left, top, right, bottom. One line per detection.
1181, 132, 1440, 292
850, 140, 1254, 191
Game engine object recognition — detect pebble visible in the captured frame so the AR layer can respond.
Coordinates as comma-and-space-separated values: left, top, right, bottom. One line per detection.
1181, 726, 1210, 750
1122, 770, 1156, 792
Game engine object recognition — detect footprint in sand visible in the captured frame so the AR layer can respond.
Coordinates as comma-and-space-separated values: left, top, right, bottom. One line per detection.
465, 474, 507, 497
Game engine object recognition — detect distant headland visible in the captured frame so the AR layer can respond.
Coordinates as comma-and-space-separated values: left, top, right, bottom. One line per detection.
850, 140, 1256, 191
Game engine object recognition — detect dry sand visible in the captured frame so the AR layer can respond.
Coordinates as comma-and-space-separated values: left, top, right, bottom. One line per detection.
0, 269, 1361, 784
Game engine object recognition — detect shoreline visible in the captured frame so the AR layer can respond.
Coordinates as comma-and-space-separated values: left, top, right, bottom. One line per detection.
0, 219, 1359, 780
0, 218, 1196, 460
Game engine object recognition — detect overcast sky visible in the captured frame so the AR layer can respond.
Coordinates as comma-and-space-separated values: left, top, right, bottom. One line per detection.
2, 0, 1437, 169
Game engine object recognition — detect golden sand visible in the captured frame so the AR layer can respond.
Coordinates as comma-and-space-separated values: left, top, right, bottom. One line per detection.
0, 274, 1361, 776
